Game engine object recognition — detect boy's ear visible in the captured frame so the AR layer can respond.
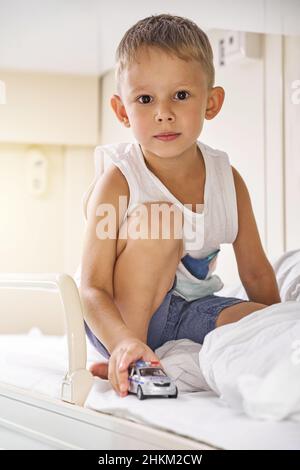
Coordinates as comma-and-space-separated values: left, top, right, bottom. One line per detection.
205, 86, 225, 120
110, 94, 130, 127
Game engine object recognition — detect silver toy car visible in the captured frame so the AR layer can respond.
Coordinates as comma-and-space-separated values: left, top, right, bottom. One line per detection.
128, 360, 178, 400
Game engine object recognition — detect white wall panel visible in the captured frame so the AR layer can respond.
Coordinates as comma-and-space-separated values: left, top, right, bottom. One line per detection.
0, 71, 99, 146
202, 30, 265, 286
284, 35, 300, 250
264, 35, 285, 259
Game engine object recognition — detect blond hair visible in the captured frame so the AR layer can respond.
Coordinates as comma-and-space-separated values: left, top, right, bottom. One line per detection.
115, 13, 215, 95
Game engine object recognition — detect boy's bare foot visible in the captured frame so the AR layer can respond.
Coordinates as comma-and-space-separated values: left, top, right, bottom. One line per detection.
89, 362, 109, 379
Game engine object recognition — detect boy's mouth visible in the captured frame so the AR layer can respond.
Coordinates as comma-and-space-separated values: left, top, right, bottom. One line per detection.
154, 132, 181, 141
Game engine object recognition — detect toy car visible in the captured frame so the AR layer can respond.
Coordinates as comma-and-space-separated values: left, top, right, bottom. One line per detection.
128, 360, 178, 400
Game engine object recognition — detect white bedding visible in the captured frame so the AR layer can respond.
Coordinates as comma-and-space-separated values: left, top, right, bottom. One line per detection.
1, 327, 300, 450
199, 300, 300, 421
1, 249, 300, 449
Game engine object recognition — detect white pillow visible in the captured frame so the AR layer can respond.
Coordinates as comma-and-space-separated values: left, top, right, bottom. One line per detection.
272, 249, 300, 301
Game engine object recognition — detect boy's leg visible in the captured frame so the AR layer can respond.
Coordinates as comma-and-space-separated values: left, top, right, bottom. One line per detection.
89, 201, 183, 379
215, 301, 267, 327
113, 201, 183, 343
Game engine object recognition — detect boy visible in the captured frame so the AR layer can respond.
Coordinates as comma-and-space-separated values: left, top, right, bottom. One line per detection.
80, 14, 280, 397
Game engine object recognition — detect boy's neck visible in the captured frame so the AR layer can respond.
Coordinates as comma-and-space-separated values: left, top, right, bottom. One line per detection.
139, 142, 203, 181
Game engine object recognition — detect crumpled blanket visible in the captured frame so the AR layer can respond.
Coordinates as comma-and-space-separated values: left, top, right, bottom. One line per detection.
199, 300, 300, 421
156, 301, 300, 421
155, 339, 208, 392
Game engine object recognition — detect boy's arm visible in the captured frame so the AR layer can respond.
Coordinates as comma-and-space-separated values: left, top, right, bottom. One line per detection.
80, 165, 160, 397
231, 166, 281, 305
80, 165, 134, 351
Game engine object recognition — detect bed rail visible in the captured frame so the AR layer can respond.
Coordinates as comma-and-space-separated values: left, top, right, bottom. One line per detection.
0, 273, 93, 407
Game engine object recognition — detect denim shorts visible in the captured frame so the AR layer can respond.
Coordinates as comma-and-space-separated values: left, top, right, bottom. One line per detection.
84, 277, 248, 359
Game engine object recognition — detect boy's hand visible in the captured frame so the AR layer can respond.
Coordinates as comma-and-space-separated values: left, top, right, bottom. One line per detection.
109, 337, 159, 397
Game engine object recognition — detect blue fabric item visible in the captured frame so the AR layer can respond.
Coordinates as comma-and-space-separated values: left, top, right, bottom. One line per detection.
84, 276, 248, 359
84, 321, 110, 359
181, 249, 220, 280
172, 276, 224, 302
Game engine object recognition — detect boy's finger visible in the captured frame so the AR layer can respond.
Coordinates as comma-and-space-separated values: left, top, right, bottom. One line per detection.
119, 347, 158, 373
118, 350, 134, 371
118, 345, 146, 370
117, 368, 129, 394
117, 350, 142, 395
109, 354, 126, 396
108, 356, 119, 393
115, 350, 130, 395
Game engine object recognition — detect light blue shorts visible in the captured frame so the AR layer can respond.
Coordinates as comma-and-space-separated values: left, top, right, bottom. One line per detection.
84, 276, 248, 359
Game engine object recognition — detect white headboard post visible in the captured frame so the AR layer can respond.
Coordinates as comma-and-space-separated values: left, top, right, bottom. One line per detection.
0, 273, 93, 406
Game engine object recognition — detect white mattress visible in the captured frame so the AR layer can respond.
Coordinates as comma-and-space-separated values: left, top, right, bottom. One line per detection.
1, 329, 300, 450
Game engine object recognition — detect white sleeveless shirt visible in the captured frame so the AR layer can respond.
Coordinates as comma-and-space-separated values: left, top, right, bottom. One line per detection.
76, 139, 238, 300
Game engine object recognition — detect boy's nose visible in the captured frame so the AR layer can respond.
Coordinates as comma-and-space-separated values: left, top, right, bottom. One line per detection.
155, 114, 175, 122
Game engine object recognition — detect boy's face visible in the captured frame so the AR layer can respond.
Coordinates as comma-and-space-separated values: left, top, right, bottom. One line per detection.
111, 46, 224, 158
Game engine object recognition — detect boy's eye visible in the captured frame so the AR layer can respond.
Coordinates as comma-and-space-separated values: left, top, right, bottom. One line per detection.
137, 90, 190, 104
174, 90, 190, 100
137, 95, 152, 104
